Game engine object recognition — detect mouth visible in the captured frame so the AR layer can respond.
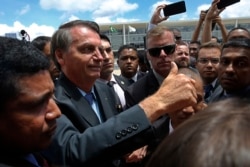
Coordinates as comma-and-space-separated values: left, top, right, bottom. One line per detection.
204, 71, 214, 74
45, 124, 57, 137
103, 63, 113, 68
220, 77, 236, 85
89, 65, 102, 71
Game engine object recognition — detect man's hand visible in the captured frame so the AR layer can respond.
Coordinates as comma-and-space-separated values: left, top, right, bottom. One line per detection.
150, 4, 168, 25
140, 62, 197, 122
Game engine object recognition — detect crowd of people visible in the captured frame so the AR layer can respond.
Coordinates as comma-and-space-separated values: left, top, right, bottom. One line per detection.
0, 0, 250, 166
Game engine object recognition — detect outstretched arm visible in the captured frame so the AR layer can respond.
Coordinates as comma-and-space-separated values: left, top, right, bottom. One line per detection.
191, 10, 207, 41
148, 4, 168, 31
201, 0, 224, 43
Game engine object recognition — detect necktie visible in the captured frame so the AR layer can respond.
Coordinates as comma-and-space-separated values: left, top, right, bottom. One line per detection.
128, 79, 135, 84
85, 92, 94, 105
107, 81, 123, 112
204, 84, 213, 99
24, 154, 40, 167
107, 81, 115, 87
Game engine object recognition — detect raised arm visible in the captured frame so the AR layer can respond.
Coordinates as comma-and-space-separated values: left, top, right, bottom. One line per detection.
201, 0, 224, 43
191, 10, 207, 41
148, 4, 168, 31
214, 15, 228, 43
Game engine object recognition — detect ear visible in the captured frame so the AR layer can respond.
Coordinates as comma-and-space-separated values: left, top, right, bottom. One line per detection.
146, 51, 151, 61
116, 59, 120, 67
55, 49, 65, 67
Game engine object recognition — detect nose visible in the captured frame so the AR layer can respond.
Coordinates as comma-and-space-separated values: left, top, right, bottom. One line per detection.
93, 48, 104, 61
102, 52, 110, 62
159, 49, 168, 57
225, 63, 234, 73
46, 98, 61, 120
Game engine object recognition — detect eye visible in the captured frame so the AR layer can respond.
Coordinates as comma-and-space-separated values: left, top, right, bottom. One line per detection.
235, 60, 247, 68
220, 58, 230, 66
78, 45, 95, 54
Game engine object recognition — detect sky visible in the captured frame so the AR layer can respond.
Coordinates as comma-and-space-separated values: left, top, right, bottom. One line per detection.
0, 0, 249, 41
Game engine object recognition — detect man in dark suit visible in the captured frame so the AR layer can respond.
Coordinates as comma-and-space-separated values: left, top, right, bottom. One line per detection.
124, 25, 207, 166
123, 25, 177, 166
116, 44, 146, 90
0, 37, 61, 166
42, 20, 199, 167
195, 42, 222, 103
98, 34, 125, 110
209, 38, 250, 102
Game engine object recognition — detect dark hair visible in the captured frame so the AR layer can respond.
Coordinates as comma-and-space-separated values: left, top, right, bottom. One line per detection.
31, 36, 51, 52
51, 20, 100, 70
189, 40, 201, 45
197, 41, 221, 55
146, 98, 250, 167
100, 33, 111, 44
227, 27, 250, 41
222, 38, 250, 50
0, 37, 50, 111
117, 44, 137, 59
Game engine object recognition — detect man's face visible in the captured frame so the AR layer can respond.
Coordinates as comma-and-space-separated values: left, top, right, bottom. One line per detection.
56, 26, 104, 86
227, 29, 250, 41
147, 31, 175, 78
117, 48, 139, 78
189, 43, 199, 58
100, 39, 114, 79
174, 44, 190, 68
169, 77, 206, 129
218, 47, 250, 93
0, 71, 61, 152
196, 47, 221, 85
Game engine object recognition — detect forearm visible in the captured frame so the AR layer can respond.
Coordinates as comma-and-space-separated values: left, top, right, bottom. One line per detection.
201, 18, 213, 43
217, 21, 228, 43
191, 20, 204, 41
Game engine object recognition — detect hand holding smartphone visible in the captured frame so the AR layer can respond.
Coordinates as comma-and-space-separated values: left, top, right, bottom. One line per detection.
163, 1, 186, 17
217, 0, 240, 9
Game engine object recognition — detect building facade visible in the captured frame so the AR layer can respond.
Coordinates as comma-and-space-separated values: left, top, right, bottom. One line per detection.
99, 17, 250, 52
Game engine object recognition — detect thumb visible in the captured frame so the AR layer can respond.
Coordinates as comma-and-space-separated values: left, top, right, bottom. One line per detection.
168, 62, 178, 76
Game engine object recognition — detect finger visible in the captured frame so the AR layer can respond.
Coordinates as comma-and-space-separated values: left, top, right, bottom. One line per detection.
167, 62, 178, 78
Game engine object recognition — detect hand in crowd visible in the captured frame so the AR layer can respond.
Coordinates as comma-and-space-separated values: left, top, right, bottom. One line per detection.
124, 145, 148, 163
199, 10, 207, 22
213, 15, 223, 24
205, 0, 225, 21
150, 4, 168, 25
140, 62, 197, 122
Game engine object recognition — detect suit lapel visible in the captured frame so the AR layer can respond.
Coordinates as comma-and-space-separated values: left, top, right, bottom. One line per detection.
146, 70, 160, 95
59, 74, 100, 126
94, 81, 118, 120
113, 74, 129, 91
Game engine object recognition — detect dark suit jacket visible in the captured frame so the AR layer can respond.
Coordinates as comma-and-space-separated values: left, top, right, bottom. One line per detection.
42, 74, 157, 167
209, 85, 250, 103
125, 70, 159, 108
0, 153, 49, 167
114, 71, 146, 91
124, 70, 170, 165
205, 79, 222, 103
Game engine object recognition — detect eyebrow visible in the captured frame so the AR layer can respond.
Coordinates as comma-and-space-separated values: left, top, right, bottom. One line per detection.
19, 90, 54, 109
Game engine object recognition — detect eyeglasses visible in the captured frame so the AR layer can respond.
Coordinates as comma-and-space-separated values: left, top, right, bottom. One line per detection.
147, 44, 176, 57
197, 58, 220, 64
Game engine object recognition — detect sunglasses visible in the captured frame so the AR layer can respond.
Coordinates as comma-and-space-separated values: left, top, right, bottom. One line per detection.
148, 44, 176, 57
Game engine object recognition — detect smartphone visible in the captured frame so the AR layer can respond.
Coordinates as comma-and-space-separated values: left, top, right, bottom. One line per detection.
217, 0, 240, 9
163, 1, 186, 17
